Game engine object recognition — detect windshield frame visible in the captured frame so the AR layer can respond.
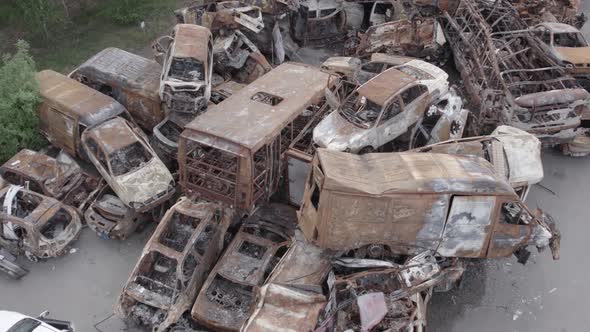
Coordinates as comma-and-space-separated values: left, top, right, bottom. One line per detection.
552, 31, 589, 48
337, 91, 384, 129
107, 140, 154, 177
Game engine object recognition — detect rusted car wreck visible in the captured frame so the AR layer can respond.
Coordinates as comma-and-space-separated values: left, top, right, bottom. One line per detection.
115, 198, 234, 331
440, 0, 590, 144
0, 186, 82, 261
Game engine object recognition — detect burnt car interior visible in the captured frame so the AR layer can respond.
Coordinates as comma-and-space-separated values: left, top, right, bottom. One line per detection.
170, 57, 205, 81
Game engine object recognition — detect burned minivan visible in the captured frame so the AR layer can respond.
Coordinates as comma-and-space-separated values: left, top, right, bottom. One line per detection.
191, 204, 295, 331
298, 149, 560, 262
36, 70, 129, 160
157, 24, 213, 114
81, 117, 175, 213
0, 186, 82, 260
178, 62, 335, 213
69, 47, 164, 132
115, 198, 234, 332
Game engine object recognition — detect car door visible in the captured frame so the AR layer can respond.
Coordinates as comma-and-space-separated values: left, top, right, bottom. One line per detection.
374, 96, 403, 148
487, 200, 533, 258
437, 195, 495, 258
82, 136, 111, 185
37, 106, 77, 157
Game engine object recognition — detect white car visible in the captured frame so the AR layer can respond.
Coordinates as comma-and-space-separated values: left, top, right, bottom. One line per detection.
0, 311, 74, 332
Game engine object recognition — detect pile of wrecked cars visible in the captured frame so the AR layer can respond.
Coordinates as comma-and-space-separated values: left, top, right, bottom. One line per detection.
0, 0, 581, 330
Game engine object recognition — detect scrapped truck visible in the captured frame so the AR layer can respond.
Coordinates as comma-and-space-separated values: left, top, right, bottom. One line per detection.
0, 186, 83, 261
298, 149, 560, 263
69, 47, 164, 132
81, 117, 175, 213
1, 149, 101, 211
413, 125, 544, 200
115, 198, 234, 332
36, 70, 131, 160
154, 24, 214, 115
192, 204, 296, 331
440, 0, 590, 144
178, 62, 337, 213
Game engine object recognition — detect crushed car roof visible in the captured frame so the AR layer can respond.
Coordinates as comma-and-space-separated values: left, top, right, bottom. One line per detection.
85, 117, 138, 154
71, 47, 161, 99
2, 149, 58, 182
183, 62, 332, 152
357, 68, 416, 106
173, 24, 212, 61
316, 149, 515, 195
37, 70, 126, 126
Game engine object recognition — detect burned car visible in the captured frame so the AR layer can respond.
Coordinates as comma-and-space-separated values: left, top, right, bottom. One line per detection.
81, 117, 175, 213
178, 62, 335, 213
355, 18, 449, 65
69, 47, 164, 132
440, 0, 590, 143
84, 186, 147, 240
191, 204, 296, 331
36, 70, 130, 160
292, 0, 347, 46
412, 125, 544, 200
313, 67, 433, 153
298, 149, 560, 262
1, 149, 100, 210
175, 0, 265, 34
213, 30, 272, 84
509, 0, 586, 29
115, 198, 234, 332
0, 186, 82, 261
156, 24, 213, 114
532, 22, 590, 90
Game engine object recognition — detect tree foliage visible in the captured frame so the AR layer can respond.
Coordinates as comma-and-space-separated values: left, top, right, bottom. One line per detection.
0, 40, 44, 163
13, 0, 66, 40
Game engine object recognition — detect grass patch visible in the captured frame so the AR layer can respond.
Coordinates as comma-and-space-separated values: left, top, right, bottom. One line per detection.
10, 0, 181, 73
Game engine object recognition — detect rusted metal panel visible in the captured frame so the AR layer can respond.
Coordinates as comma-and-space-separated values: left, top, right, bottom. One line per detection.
509, 0, 586, 29
0, 186, 82, 260
192, 204, 296, 331
69, 47, 164, 132
115, 198, 234, 332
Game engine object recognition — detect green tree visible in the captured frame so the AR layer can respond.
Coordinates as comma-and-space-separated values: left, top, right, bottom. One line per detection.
0, 40, 44, 163
13, 0, 66, 40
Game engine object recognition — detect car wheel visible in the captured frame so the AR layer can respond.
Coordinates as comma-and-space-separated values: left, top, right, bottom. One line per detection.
359, 146, 375, 155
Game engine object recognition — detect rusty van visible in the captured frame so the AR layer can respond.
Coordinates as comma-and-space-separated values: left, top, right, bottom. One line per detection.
298, 149, 560, 263
36, 70, 130, 160
178, 62, 336, 213
69, 47, 164, 132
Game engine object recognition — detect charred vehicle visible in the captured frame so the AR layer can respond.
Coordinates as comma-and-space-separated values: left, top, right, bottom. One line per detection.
178, 62, 335, 213
509, 0, 586, 29
156, 24, 213, 115
0, 186, 82, 261
115, 198, 234, 332
298, 149, 560, 263
293, 0, 347, 46
354, 18, 449, 65
440, 0, 590, 144
175, 1, 265, 34
36, 70, 130, 160
313, 67, 435, 153
81, 117, 175, 213
1, 149, 100, 211
213, 30, 272, 84
69, 47, 164, 132
532, 23, 590, 91
192, 204, 296, 331
413, 125, 544, 200
84, 186, 148, 240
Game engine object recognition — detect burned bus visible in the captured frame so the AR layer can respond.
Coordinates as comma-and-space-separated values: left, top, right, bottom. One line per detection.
178, 62, 336, 213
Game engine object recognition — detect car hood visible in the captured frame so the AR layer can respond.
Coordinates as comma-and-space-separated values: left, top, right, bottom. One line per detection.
313, 111, 366, 151
113, 158, 173, 206
554, 47, 590, 64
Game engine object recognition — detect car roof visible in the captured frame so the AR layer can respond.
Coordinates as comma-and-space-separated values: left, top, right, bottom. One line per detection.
2, 149, 57, 183
0, 311, 29, 330
85, 117, 138, 155
182, 62, 332, 153
71, 47, 161, 100
356, 68, 416, 106
316, 149, 514, 196
36, 70, 126, 127
172, 24, 211, 61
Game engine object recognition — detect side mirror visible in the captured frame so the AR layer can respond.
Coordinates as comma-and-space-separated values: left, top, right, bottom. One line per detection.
38, 310, 50, 319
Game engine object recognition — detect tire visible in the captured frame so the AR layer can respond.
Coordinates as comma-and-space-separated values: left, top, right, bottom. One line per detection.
359, 146, 375, 155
